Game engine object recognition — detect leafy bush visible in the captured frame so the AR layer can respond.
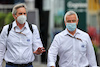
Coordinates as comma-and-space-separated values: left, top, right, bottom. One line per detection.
0, 12, 14, 33
0, 12, 6, 27
5, 12, 14, 25
0, 12, 6, 32
93, 44, 98, 53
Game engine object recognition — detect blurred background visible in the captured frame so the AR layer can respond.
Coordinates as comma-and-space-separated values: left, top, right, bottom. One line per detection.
0, 0, 100, 67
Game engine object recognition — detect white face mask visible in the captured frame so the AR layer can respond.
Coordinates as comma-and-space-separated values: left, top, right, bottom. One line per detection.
16, 15, 27, 24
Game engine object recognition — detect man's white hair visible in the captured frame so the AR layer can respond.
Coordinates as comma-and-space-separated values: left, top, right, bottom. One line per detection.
64, 11, 78, 22
12, 3, 27, 15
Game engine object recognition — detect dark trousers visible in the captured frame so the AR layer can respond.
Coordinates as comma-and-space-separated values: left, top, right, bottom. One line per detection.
6, 63, 33, 67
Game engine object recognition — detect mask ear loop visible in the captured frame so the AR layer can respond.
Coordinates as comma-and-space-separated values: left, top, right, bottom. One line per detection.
15, 15, 18, 20
15, 15, 17, 17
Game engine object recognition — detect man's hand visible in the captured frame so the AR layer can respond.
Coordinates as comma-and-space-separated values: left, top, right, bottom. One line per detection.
33, 47, 46, 55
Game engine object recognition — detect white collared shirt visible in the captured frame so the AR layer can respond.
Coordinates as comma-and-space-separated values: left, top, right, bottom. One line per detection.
0, 21, 43, 67
47, 29, 97, 67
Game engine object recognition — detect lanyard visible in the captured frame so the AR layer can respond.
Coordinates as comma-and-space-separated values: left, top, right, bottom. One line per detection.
67, 34, 82, 42
14, 27, 26, 36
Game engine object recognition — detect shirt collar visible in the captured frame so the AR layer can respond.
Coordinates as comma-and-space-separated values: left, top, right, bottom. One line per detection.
12, 21, 17, 28
64, 28, 80, 36
12, 21, 28, 29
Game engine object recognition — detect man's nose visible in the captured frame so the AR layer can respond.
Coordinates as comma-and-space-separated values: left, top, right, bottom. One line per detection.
22, 13, 25, 15
70, 20, 73, 23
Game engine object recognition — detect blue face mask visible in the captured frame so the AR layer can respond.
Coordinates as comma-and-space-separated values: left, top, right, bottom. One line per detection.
66, 23, 76, 31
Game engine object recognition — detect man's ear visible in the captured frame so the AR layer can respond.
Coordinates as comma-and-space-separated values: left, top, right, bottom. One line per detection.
76, 19, 79, 25
64, 21, 67, 26
12, 14, 17, 20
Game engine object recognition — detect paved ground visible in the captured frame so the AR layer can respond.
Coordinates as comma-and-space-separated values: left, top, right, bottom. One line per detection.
2, 61, 47, 67
33, 62, 47, 67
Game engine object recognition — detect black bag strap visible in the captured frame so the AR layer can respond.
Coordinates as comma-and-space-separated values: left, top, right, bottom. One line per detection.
28, 23, 33, 33
7, 23, 12, 36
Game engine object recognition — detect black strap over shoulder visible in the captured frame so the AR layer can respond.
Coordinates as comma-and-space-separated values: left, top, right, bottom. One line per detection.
7, 23, 33, 36
28, 23, 33, 33
7, 23, 12, 36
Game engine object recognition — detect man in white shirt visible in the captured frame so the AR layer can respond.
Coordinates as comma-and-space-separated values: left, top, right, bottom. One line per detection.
0, 3, 45, 67
47, 11, 98, 67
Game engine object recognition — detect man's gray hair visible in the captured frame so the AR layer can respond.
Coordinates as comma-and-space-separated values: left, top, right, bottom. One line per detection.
64, 11, 78, 22
12, 3, 27, 15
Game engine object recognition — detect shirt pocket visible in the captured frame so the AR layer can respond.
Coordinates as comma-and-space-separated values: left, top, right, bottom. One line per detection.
79, 41, 87, 55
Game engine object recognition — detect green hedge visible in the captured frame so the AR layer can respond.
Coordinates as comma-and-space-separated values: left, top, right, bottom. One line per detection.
0, 12, 14, 32
5, 12, 14, 25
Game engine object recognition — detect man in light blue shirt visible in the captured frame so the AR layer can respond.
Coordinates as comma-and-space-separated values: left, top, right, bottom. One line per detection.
0, 3, 45, 67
